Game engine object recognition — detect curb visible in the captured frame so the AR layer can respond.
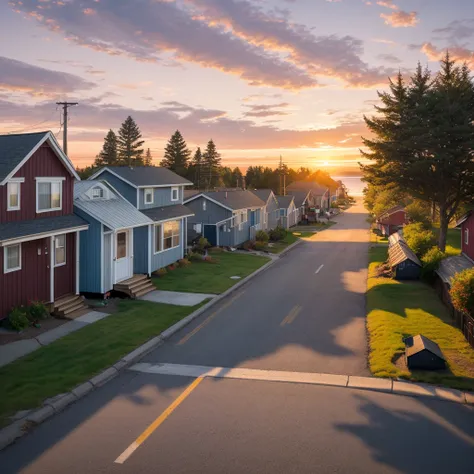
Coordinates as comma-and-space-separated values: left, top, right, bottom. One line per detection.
0, 244, 297, 452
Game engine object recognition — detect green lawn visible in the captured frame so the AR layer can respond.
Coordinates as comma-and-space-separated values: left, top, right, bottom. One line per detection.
0, 300, 199, 427
153, 251, 270, 294
433, 224, 461, 256
367, 246, 474, 391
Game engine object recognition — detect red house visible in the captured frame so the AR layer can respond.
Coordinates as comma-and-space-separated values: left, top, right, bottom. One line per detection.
376, 205, 407, 236
457, 210, 474, 262
0, 131, 89, 320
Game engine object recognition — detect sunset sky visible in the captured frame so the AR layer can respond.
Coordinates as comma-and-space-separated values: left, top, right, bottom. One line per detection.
1, 0, 473, 173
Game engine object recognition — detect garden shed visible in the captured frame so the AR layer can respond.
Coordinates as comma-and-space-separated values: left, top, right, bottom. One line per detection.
388, 241, 421, 280
404, 334, 446, 370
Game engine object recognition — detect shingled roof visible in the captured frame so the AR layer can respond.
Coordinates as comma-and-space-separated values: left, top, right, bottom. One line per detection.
388, 241, 421, 268
185, 190, 265, 211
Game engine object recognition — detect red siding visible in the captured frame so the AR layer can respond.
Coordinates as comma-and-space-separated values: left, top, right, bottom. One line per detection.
462, 215, 474, 261
379, 210, 407, 226
54, 233, 76, 299
0, 238, 50, 319
0, 143, 74, 223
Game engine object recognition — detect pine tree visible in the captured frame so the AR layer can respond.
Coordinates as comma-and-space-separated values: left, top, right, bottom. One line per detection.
160, 130, 191, 176
203, 139, 221, 190
190, 147, 203, 189
145, 148, 153, 166
95, 129, 118, 167
117, 116, 145, 166
231, 167, 243, 188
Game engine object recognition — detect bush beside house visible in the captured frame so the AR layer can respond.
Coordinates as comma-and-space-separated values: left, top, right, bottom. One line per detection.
450, 268, 474, 318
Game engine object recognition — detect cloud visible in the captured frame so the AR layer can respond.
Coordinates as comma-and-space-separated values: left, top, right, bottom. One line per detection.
185, 0, 395, 87
381, 10, 419, 28
433, 19, 474, 42
377, 53, 402, 63
10, 0, 316, 90
419, 42, 474, 66
376, 0, 397, 9
0, 56, 96, 97
242, 93, 283, 102
243, 102, 291, 118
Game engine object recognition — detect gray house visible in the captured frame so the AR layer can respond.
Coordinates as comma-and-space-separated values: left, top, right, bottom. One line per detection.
249, 189, 279, 231
276, 195, 298, 229
184, 190, 265, 247
88, 167, 194, 285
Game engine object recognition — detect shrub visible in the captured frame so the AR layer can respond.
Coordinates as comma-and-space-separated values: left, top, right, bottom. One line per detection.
8, 307, 30, 331
154, 267, 168, 277
255, 230, 269, 243
254, 241, 267, 251
178, 258, 191, 267
450, 268, 474, 317
405, 201, 432, 229
167, 263, 177, 271
269, 226, 286, 242
421, 246, 446, 283
242, 240, 256, 251
188, 251, 203, 262
27, 301, 49, 321
193, 237, 210, 254
404, 223, 435, 257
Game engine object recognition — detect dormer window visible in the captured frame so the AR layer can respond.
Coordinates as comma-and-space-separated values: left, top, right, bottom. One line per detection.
144, 188, 154, 205
92, 187, 104, 199
171, 187, 179, 202
36, 178, 63, 213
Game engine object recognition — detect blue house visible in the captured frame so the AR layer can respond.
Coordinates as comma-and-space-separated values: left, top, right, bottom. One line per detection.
249, 189, 280, 231
276, 195, 298, 229
184, 190, 265, 247
88, 166, 194, 290
74, 180, 155, 297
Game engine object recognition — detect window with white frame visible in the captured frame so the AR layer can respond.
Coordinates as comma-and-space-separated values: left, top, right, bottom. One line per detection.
465, 228, 469, 245
4, 244, 21, 273
144, 188, 154, 205
54, 235, 66, 266
163, 220, 180, 249
154, 224, 162, 253
202, 200, 207, 211
7, 181, 21, 211
92, 186, 104, 199
37, 179, 62, 212
171, 187, 179, 202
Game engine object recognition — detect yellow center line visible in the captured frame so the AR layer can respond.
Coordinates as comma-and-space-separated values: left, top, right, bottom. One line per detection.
177, 291, 245, 345
280, 305, 302, 326
114, 376, 204, 464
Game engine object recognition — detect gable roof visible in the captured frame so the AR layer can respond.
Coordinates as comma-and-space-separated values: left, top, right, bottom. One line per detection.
74, 180, 153, 230
141, 203, 194, 222
184, 189, 200, 200
287, 181, 328, 197
89, 166, 192, 187
455, 210, 473, 228
405, 335, 445, 361
388, 241, 421, 268
376, 205, 405, 221
185, 190, 265, 211
436, 254, 474, 285
249, 189, 275, 204
287, 190, 311, 207
0, 131, 80, 184
276, 195, 295, 209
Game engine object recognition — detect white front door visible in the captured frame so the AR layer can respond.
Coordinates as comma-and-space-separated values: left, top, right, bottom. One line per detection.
115, 230, 132, 282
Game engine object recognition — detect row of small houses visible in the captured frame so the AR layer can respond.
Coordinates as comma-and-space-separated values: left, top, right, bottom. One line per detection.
0, 131, 342, 320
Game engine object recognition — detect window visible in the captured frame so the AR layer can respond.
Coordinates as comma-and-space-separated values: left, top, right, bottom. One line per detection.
54, 235, 66, 266
280, 209, 286, 217
202, 200, 207, 211
37, 179, 62, 212
116, 232, 127, 259
7, 182, 21, 211
144, 188, 154, 205
4, 244, 21, 273
163, 220, 180, 249
154, 224, 162, 253
171, 187, 179, 202
465, 228, 469, 245
92, 187, 104, 199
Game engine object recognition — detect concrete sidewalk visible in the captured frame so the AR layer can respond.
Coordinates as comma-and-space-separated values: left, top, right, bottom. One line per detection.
139, 290, 216, 306
0, 311, 108, 368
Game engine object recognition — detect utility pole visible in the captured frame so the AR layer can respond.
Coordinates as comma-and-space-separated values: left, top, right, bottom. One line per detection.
279, 155, 286, 196
56, 102, 78, 155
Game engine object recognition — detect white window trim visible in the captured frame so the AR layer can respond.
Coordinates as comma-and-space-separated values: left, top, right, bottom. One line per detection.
144, 188, 154, 205
163, 220, 181, 250
465, 228, 469, 245
7, 180, 22, 211
36, 178, 64, 213
92, 186, 104, 199
154, 224, 163, 254
54, 235, 67, 267
171, 187, 180, 202
4, 244, 22, 274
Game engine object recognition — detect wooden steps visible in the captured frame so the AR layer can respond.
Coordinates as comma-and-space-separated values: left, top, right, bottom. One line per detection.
53, 294, 89, 319
113, 274, 155, 299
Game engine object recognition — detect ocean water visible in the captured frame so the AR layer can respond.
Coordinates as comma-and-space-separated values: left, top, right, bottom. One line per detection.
332, 176, 364, 196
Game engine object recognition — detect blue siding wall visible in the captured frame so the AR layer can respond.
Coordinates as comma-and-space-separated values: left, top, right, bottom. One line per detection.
150, 218, 185, 271
138, 186, 184, 210
74, 207, 102, 293
233, 210, 251, 246
99, 171, 137, 206
133, 226, 149, 274
186, 196, 231, 225
265, 196, 279, 230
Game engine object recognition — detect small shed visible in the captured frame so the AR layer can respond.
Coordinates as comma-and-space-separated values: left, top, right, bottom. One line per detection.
388, 241, 421, 280
405, 335, 446, 370
388, 231, 403, 247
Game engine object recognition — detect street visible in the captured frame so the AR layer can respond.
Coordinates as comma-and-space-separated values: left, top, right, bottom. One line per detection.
1, 202, 474, 473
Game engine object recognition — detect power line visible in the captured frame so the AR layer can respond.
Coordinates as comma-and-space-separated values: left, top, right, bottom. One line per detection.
2, 108, 58, 135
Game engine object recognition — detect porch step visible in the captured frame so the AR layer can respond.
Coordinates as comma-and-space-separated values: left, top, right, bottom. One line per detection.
53, 294, 88, 319
113, 274, 154, 298
133, 282, 156, 299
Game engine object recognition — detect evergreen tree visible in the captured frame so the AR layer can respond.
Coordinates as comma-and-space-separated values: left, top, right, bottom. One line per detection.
117, 116, 145, 166
189, 147, 203, 189
160, 130, 191, 176
231, 167, 243, 188
361, 55, 474, 251
145, 148, 153, 166
95, 129, 118, 167
202, 139, 221, 190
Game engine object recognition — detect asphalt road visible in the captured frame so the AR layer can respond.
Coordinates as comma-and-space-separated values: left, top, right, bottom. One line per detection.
2, 202, 474, 473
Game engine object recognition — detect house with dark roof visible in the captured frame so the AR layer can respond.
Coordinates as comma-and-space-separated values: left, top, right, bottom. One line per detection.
184, 190, 265, 246
0, 131, 89, 319
388, 240, 421, 280
376, 205, 407, 236
249, 189, 279, 231
88, 166, 194, 281
276, 195, 298, 229
456, 210, 474, 262
286, 181, 329, 210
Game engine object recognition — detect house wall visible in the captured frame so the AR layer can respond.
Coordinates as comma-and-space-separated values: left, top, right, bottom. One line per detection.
0, 143, 74, 223
97, 170, 137, 207
462, 216, 474, 261
133, 225, 149, 274
233, 209, 251, 246
150, 218, 185, 271
74, 207, 102, 294
186, 196, 231, 226
264, 196, 279, 231
0, 238, 51, 319
138, 186, 184, 209
395, 260, 421, 280
380, 210, 407, 227
54, 232, 76, 299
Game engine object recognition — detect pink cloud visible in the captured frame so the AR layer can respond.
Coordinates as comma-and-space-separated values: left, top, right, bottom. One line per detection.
381, 10, 419, 28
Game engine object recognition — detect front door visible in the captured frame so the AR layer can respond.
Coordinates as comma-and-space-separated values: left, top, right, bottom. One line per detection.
115, 230, 131, 282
